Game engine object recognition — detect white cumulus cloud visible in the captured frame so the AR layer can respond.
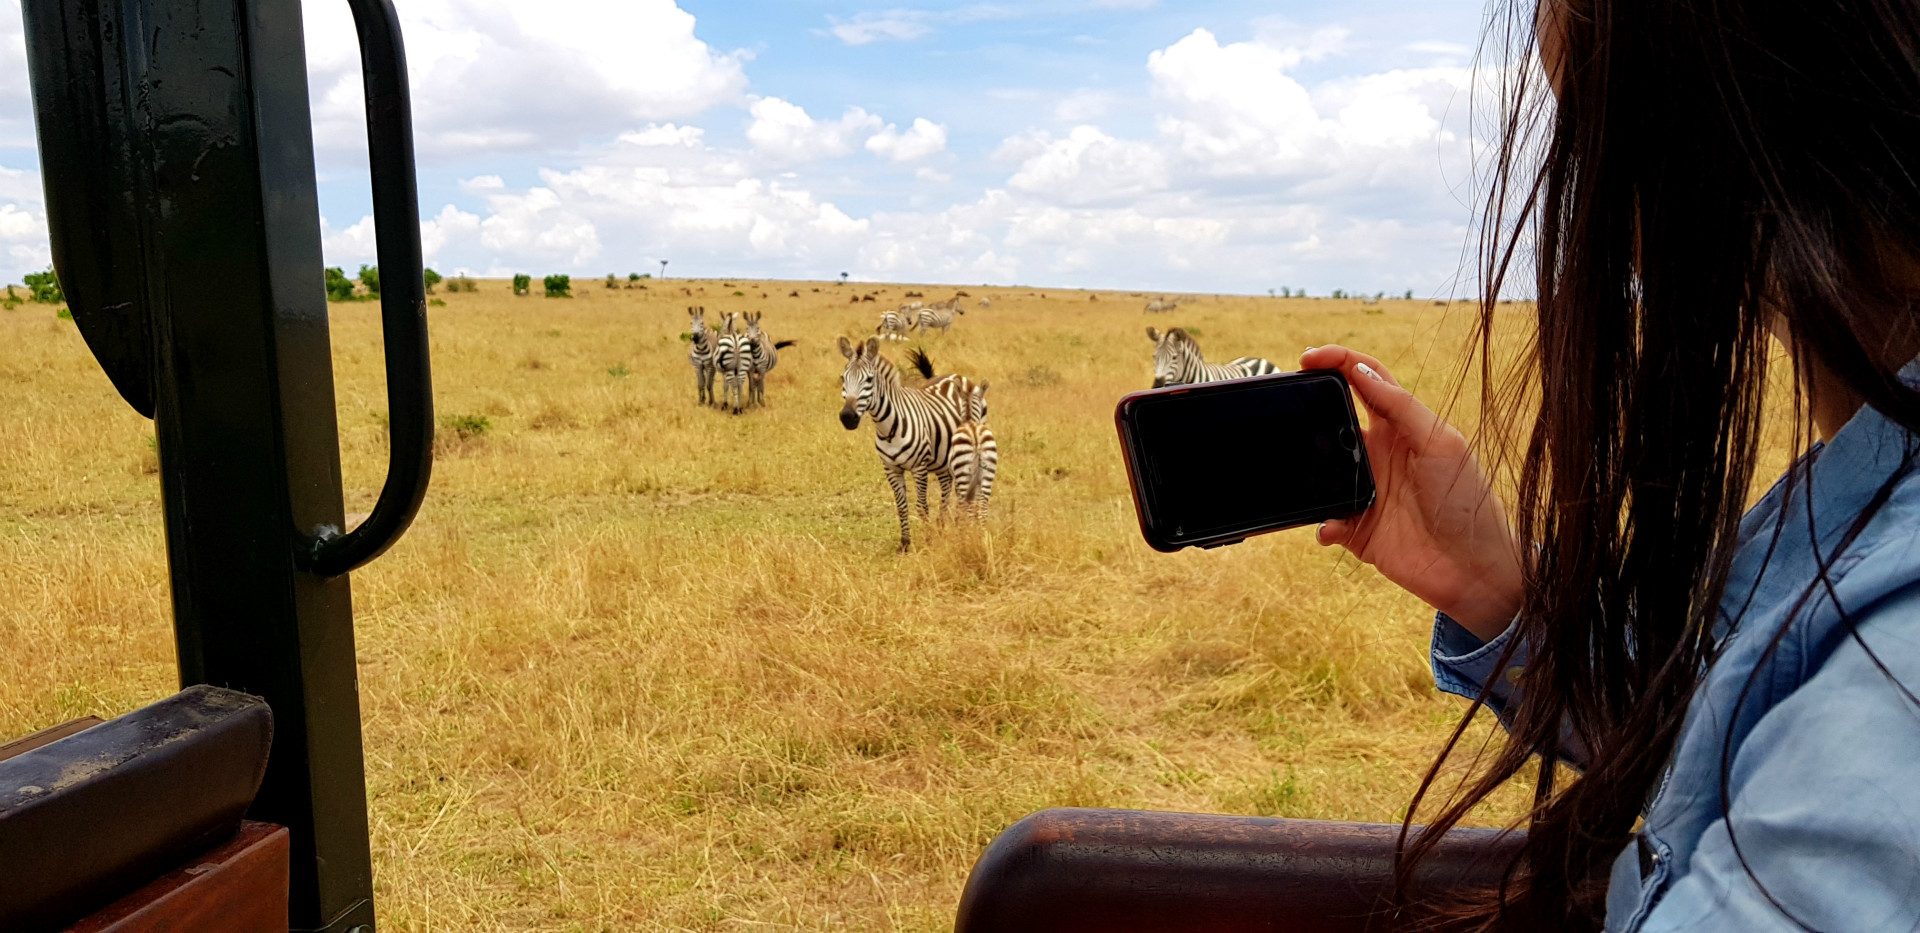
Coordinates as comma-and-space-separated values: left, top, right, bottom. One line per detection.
746, 97, 883, 162
866, 119, 949, 162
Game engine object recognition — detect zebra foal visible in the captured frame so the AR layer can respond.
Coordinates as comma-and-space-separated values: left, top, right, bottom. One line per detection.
838, 336, 968, 551
948, 382, 997, 520
743, 311, 796, 408
716, 312, 751, 414
1147, 326, 1280, 387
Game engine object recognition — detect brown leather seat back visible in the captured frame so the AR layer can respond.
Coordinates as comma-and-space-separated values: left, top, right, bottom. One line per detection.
0, 686, 273, 933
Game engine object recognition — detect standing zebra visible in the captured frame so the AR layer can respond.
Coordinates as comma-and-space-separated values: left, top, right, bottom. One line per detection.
838, 336, 967, 551
1145, 297, 1180, 313
949, 382, 997, 519
716, 312, 750, 414
876, 308, 914, 340
687, 307, 716, 406
1147, 327, 1281, 388
914, 303, 964, 334
743, 311, 796, 408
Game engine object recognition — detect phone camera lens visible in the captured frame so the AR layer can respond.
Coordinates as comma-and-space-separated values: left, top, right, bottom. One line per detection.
1173, 526, 1184, 537
1338, 427, 1358, 449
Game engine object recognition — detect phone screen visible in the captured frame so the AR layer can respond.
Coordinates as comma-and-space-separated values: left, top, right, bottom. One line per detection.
1118, 372, 1374, 550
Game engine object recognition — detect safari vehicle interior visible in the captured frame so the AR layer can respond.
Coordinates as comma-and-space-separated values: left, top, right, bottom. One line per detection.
0, 0, 1523, 929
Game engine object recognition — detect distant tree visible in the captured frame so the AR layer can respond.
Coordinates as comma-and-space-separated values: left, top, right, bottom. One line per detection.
1268, 288, 1276, 298
839, 272, 849, 285
1404, 289, 1414, 300
24, 268, 64, 304
629, 273, 642, 283
324, 267, 358, 302
544, 274, 572, 298
513, 273, 532, 296
357, 264, 381, 297
1331, 289, 1347, 299
423, 268, 443, 294
606, 273, 619, 289
658, 259, 669, 279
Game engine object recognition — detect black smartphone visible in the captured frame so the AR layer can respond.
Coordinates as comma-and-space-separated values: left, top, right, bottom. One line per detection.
1115, 370, 1376, 552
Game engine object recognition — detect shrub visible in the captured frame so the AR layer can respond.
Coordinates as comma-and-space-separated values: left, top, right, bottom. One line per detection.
428, 298, 446, 308
1403, 289, 1414, 300
607, 364, 629, 378
606, 274, 619, 289
24, 269, 63, 304
423, 268, 443, 293
447, 275, 478, 293
1330, 289, 1347, 299
357, 264, 381, 297
513, 273, 532, 296
440, 413, 490, 441
324, 267, 358, 302
543, 274, 571, 298
56, 306, 73, 320
629, 273, 643, 282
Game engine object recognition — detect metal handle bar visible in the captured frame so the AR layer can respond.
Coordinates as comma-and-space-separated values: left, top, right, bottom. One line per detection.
309, 0, 434, 577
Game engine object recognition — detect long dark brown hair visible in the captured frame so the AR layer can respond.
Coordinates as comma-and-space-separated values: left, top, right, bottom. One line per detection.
1400, 0, 1920, 927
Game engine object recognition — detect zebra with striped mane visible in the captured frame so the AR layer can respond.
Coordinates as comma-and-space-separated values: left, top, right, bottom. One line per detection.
687, 306, 716, 406
743, 311, 797, 408
914, 302, 963, 335
877, 307, 915, 340
717, 312, 750, 414
1147, 326, 1281, 388
838, 336, 967, 551
949, 382, 997, 520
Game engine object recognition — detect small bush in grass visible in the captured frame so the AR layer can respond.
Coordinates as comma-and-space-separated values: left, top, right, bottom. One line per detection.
440, 413, 490, 441
544, 274, 571, 298
423, 268, 442, 293
428, 298, 446, 308
606, 274, 619, 289
357, 264, 381, 297
56, 306, 73, 320
324, 267, 357, 302
607, 364, 629, 378
25, 269, 64, 304
513, 274, 532, 296
446, 275, 478, 293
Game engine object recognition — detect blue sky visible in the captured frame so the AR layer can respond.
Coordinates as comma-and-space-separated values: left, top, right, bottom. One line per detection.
0, 0, 1501, 295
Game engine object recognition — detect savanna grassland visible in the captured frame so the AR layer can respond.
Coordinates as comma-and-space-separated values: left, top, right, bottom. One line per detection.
3, 280, 1543, 931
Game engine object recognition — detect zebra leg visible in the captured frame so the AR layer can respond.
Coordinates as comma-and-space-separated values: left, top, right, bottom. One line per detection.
935, 469, 955, 522
914, 470, 931, 520
886, 468, 913, 552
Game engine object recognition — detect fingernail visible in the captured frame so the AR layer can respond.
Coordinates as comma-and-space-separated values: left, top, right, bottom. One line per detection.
1305, 346, 1317, 353
1356, 362, 1382, 381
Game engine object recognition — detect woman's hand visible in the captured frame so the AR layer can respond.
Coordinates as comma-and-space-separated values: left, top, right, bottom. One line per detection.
1301, 346, 1524, 641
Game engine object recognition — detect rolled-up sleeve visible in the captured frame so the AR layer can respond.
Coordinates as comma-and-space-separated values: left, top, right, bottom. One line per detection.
1431, 611, 1525, 722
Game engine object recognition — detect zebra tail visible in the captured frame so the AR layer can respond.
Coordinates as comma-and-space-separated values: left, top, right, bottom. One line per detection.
905, 346, 936, 381
775, 339, 798, 350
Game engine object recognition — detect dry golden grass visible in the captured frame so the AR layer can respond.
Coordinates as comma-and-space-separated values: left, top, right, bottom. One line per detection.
3, 281, 1542, 931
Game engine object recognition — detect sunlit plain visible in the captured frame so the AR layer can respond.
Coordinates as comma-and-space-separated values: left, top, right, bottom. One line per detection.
4, 281, 1543, 931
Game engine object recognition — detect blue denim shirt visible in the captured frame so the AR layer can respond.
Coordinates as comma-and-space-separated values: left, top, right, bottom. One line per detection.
1432, 398, 1920, 931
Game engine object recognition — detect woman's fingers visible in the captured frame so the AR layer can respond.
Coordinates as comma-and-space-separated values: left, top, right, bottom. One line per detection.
1301, 345, 1402, 387
1303, 345, 1442, 449
1316, 518, 1352, 546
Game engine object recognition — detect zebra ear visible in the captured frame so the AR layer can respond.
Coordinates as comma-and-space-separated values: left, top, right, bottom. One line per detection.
838, 335, 854, 359
1147, 327, 1160, 342
863, 336, 881, 356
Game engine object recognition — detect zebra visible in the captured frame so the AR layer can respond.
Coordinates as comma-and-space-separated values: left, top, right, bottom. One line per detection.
902, 346, 986, 422
743, 311, 797, 408
716, 312, 751, 414
1145, 297, 1180, 313
838, 335, 968, 551
914, 303, 963, 335
1147, 326, 1281, 388
687, 306, 716, 406
949, 382, 997, 520
876, 307, 914, 341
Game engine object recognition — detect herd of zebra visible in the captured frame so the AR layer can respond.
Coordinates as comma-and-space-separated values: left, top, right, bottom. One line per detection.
686, 307, 797, 415
685, 297, 1279, 552
875, 296, 971, 340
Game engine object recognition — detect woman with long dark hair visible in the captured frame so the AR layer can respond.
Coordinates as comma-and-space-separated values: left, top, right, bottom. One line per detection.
1304, 0, 1920, 928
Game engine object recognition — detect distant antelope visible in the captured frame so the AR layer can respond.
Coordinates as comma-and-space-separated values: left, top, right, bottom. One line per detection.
1145, 297, 1180, 313
838, 337, 971, 551
687, 307, 716, 406
1148, 327, 1280, 388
